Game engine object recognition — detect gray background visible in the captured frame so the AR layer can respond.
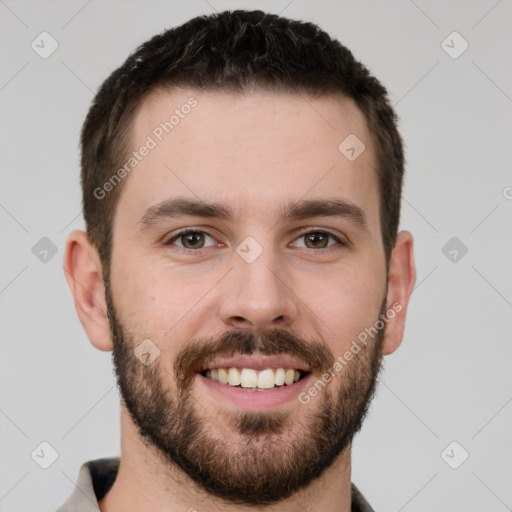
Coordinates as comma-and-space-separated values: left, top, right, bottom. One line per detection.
1, 1, 511, 511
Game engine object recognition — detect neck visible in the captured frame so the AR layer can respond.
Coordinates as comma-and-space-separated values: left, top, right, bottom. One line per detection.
99, 408, 353, 512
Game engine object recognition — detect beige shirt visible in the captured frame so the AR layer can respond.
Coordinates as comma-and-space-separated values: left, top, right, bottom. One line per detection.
56, 457, 375, 512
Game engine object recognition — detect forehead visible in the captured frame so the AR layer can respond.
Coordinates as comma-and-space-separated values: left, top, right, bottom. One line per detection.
114, 87, 380, 232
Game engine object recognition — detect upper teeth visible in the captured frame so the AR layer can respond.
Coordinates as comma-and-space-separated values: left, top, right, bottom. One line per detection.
204, 367, 302, 389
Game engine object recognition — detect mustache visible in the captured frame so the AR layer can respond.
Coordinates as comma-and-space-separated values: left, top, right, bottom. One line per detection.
174, 328, 335, 391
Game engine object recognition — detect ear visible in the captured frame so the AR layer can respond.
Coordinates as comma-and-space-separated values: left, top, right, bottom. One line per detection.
63, 230, 113, 352
381, 230, 416, 356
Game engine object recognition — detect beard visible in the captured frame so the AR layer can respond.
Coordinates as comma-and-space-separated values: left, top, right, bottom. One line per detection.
105, 278, 387, 506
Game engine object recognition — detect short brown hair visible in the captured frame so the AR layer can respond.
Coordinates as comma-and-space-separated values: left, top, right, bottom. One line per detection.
80, 9, 405, 272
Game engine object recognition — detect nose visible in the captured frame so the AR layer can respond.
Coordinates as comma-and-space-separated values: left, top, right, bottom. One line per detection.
219, 248, 298, 334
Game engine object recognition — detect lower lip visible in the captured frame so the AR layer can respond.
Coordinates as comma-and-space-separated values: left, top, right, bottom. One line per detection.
196, 372, 313, 411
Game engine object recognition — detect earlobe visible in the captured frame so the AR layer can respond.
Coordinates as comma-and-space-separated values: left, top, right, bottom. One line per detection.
63, 230, 113, 352
381, 230, 416, 356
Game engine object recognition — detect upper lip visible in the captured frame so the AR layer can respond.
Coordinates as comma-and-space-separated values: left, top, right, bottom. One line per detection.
200, 354, 311, 372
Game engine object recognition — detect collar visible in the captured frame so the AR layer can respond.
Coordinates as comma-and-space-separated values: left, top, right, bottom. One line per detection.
56, 457, 375, 511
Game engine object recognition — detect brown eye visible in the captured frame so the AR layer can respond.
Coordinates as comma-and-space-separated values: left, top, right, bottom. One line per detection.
180, 231, 205, 249
304, 232, 330, 248
165, 230, 216, 251
293, 230, 343, 250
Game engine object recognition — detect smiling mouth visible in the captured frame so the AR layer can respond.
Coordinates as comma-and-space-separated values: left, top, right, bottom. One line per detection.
199, 367, 310, 391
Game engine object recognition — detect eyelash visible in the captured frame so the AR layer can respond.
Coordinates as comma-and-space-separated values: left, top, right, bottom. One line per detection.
163, 228, 345, 255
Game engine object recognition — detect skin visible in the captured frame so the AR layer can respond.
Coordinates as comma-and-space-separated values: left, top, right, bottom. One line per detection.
64, 88, 416, 512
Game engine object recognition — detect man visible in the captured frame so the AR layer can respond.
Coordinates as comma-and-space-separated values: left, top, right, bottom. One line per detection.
60, 9, 415, 512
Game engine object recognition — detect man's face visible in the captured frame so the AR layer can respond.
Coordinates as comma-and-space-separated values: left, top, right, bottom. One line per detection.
106, 89, 389, 505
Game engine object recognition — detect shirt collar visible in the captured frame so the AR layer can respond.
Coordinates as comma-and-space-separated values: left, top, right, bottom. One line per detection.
56, 457, 375, 512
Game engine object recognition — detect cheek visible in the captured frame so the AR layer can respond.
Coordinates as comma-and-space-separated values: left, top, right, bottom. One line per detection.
309, 263, 384, 354
110, 256, 172, 332
110, 257, 212, 343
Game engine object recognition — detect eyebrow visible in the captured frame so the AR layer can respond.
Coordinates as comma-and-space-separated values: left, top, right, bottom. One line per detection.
137, 197, 368, 231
